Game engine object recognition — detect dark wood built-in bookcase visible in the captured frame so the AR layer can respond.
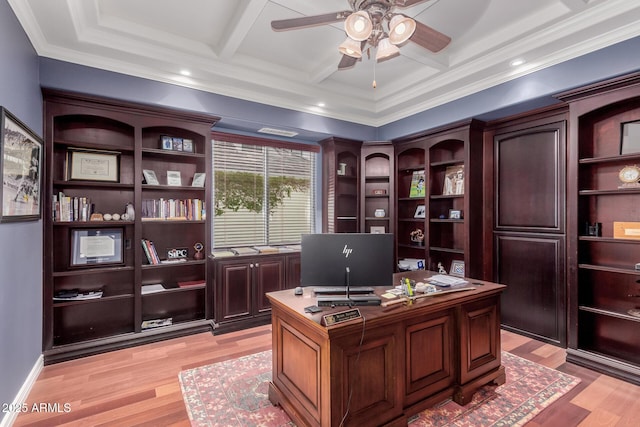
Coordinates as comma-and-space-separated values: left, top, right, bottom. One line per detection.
320, 137, 362, 233
558, 73, 640, 385
42, 89, 219, 363
394, 120, 484, 278
361, 141, 394, 235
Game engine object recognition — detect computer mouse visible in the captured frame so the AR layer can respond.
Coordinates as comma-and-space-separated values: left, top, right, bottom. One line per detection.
294, 286, 303, 295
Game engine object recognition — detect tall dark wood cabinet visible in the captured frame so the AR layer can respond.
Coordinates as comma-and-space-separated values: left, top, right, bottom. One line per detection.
320, 137, 362, 233
42, 89, 219, 363
361, 141, 394, 234
394, 120, 484, 278
486, 109, 568, 346
557, 72, 640, 384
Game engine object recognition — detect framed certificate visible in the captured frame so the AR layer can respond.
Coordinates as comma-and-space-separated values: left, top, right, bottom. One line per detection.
166, 170, 182, 186
191, 172, 206, 187
142, 169, 159, 185
68, 149, 119, 182
70, 228, 124, 267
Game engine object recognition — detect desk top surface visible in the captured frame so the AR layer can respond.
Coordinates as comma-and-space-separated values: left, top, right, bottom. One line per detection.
267, 271, 506, 330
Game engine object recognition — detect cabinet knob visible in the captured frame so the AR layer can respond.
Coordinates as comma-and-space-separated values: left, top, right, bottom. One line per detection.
255, 263, 259, 267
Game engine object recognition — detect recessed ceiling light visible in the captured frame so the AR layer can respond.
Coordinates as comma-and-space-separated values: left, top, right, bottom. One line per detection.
317, 102, 325, 107
510, 59, 525, 67
180, 69, 192, 76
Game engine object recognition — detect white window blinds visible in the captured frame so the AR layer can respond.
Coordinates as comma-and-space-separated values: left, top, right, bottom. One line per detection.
212, 138, 316, 248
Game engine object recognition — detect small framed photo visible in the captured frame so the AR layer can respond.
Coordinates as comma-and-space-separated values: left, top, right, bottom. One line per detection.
443, 165, 464, 195
166, 170, 182, 186
414, 204, 426, 219
449, 209, 462, 219
450, 260, 465, 277
172, 137, 183, 151
621, 120, 640, 155
1, 107, 43, 222
67, 149, 120, 182
161, 135, 173, 150
191, 172, 206, 187
370, 226, 385, 234
142, 169, 159, 185
182, 139, 194, 153
70, 228, 124, 267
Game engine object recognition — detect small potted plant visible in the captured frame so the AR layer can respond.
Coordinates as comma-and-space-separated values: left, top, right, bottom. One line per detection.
410, 228, 424, 246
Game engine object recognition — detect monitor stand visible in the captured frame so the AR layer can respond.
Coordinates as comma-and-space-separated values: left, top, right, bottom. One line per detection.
316, 267, 381, 306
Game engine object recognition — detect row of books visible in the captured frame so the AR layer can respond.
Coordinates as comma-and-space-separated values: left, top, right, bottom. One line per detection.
141, 198, 205, 221
52, 193, 93, 222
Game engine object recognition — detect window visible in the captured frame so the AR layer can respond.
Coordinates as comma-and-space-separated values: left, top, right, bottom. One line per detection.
212, 134, 317, 248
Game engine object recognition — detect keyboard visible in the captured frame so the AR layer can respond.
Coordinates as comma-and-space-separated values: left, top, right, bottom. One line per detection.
317, 295, 382, 307
313, 286, 375, 295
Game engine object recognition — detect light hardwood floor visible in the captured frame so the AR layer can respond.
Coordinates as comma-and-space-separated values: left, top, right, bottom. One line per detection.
12, 326, 640, 426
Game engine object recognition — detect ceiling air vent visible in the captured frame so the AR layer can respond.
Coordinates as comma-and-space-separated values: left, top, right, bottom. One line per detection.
258, 127, 299, 138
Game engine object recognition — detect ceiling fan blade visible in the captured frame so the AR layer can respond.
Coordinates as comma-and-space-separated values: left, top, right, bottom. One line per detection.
271, 10, 351, 31
338, 54, 358, 70
395, 0, 429, 8
410, 20, 451, 52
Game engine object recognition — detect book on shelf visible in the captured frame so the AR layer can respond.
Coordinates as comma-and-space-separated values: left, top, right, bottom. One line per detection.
409, 170, 426, 198
141, 238, 161, 264
53, 289, 103, 301
177, 280, 205, 288
141, 283, 166, 294
141, 317, 172, 330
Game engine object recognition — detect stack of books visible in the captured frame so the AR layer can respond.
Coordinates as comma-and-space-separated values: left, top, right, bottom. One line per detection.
141, 238, 161, 264
53, 289, 103, 301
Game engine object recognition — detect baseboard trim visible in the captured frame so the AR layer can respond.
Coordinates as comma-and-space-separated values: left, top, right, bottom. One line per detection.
0, 354, 43, 427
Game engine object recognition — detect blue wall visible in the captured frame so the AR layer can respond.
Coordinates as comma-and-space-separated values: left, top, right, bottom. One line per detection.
0, 0, 43, 417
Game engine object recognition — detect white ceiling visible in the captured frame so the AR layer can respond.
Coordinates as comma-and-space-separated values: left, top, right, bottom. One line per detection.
9, 0, 640, 127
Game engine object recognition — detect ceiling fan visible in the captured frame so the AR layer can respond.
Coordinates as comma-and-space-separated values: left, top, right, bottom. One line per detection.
271, 0, 451, 70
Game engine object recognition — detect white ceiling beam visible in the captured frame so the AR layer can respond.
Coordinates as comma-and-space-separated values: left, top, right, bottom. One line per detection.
218, 0, 269, 59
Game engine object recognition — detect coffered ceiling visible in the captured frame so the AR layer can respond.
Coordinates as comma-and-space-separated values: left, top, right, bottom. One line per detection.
9, 0, 640, 127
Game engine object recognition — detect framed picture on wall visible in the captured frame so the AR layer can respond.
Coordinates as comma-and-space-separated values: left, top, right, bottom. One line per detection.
0, 107, 43, 222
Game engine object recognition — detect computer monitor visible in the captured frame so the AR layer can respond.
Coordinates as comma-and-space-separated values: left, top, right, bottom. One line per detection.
300, 233, 394, 287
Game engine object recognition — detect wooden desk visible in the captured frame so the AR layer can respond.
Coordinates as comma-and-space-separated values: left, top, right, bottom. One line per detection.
267, 271, 506, 426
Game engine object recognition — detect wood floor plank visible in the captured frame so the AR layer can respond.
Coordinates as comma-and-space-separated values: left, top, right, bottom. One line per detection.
13, 326, 640, 426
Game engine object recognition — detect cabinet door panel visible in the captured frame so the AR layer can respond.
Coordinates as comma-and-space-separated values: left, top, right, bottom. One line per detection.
495, 124, 565, 232
218, 262, 252, 320
495, 234, 565, 343
255, 258, 285, 313
458, 296, 501, 385
404, 311, 454, 405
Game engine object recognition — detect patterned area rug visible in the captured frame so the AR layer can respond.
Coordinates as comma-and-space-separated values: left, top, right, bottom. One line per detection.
179, 350, 580, 427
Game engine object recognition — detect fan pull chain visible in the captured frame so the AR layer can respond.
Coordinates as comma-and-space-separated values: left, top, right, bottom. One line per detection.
372, 59, 377, 89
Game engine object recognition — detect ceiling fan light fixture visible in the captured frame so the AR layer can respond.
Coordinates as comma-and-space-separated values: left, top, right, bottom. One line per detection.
344, 11, 373, 41
376, 37, 400, 61
338, 37, 362, 58
388, 14, 416, 45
